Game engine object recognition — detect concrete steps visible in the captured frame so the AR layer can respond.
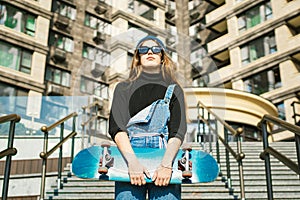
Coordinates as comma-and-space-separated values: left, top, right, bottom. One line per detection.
45, 142, 300, 200
217, 142, 300, 200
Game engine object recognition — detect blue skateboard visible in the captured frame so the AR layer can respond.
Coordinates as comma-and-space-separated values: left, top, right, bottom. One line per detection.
72, 142, 219, 184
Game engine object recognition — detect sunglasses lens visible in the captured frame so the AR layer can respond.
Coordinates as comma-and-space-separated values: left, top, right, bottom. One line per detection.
138, 47, 149, 54
152, 46, 162, 54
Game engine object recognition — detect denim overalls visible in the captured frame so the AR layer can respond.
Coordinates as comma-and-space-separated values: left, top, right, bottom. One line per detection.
115, 84, 181, 200
126, 84, 176, 149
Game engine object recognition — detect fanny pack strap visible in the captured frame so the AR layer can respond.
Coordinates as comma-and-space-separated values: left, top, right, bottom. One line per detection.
164, 84, 176, 104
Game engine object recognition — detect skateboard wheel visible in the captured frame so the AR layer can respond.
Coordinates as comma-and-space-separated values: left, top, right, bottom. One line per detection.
182, 171, 192, 178
98, 167, 108, 174
101, 141, 111, 148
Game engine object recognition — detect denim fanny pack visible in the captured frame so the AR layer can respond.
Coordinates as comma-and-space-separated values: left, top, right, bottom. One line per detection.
126, 84, 176, 149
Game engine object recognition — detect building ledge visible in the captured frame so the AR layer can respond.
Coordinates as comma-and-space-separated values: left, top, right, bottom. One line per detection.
184, 87, 278, 128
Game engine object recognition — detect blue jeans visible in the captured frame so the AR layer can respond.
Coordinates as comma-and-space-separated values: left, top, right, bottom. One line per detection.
115, 181, 181, 200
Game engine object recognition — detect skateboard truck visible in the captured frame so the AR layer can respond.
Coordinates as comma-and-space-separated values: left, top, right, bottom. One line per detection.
178, 145, 193, 179
98, 142, 114, 174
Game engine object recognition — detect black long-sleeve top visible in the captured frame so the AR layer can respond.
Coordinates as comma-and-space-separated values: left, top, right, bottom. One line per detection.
108, 71, 187, 142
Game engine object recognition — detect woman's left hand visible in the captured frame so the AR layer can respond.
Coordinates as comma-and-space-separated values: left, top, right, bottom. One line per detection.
152, 165, 173, 186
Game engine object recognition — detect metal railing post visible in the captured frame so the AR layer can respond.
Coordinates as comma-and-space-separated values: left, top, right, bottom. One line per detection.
224, 129, 232, 190
39, 126, 48, 200
236, 128, 245, 200
215, 120, 221, 175
208, 112, 212, 152
81, 107, 86, 149
71, 116, 76, 163
1, 114, 20, 200
260, 120, 273, 200
39, 112, 77, 200
57, 123, 64, 189
291, 101, 300, 177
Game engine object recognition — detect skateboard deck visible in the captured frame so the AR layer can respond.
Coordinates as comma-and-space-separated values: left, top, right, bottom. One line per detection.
72, 143, 219, 184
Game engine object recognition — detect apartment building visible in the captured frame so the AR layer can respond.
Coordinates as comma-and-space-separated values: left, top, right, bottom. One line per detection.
0, 0, 299, 141
0, 0, 300, 198
187, 0, 300, 141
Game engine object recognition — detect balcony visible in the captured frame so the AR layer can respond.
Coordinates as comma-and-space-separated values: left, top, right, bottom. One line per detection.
203, 0, 225, 8
165, 8, 175, 20
94, 1, 108, 15
166, 35, 176, 46
53, 15, 70, 31
93, 31, 106, 45
51, 48, 67, 63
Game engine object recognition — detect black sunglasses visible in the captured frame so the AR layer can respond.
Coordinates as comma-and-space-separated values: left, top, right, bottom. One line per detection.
138, 46, 163, 54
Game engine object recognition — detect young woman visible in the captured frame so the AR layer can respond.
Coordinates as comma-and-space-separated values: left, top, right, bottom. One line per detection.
109, 35, 187, 200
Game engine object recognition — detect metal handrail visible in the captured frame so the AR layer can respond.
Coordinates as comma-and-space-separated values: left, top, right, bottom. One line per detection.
0, 114, 21, 200
39, 112, 78, 200
81, 101, 104, 149
197, 100, 245, 199
259, 114, 300, 200
0, 148, 17, 159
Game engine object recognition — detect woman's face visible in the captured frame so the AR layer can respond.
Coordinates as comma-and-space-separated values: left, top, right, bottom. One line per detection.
138, 40, 163, 73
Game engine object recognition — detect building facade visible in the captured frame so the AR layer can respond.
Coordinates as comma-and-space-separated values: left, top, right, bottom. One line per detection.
0, 0, 299, 141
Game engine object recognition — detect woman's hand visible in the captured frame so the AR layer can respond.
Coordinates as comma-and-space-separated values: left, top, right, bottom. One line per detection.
152, 164, 173, 186
128, 158, 150, 186
152, 137, 182, 186
114, 132, 150, 186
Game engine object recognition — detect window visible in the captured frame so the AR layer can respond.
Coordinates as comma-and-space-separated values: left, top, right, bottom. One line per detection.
41, 99, 68, 125
275, 102, 286, 120
244, 66, 281, 95
127, 0, 156, 21
46, 66, 71, 87
227, 122, 260, 141
127, 52, 133, 69
192, 75, 209, 87
80, 76, 108, 99
84, 12, 111, 35
82, 43, 110, 66
0, 40, 32, 74
240, 32, 276, 65
50, 32, 74, 52
55, 1, 76, 20
238, 1, 272, 32
96, 117, 108, 136
0, 3, 36, 36
0, 82, 28, 116
191, 48, 205, 72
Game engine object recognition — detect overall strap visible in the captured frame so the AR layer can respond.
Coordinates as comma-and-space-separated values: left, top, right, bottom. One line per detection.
164, 84, 176, 104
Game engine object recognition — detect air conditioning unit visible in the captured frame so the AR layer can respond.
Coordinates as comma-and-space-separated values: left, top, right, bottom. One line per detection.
54, 15, 69, 30
95, 2, 107, 15
47, 84, 64, 95
166, 36, 176, 46
91, 60, 107, 78
93, 31, 106, 45
52, 48, 67, 63
165, 9, 175, 20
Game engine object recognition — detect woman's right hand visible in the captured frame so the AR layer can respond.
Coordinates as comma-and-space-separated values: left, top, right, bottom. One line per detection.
114, 132, 150, 186
128, 158, 150, 186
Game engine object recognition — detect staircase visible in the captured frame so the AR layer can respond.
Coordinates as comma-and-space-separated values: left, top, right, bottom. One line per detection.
45, 142, 300, 200
227, 142, 300, 200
